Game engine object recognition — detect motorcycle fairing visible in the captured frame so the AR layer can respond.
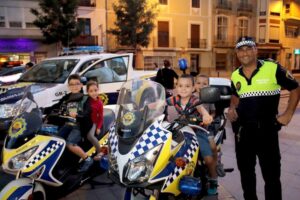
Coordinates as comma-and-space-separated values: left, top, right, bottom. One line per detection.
108, 122, 118, 155
21, 136, 66, 186
0, 178, 45, 200
161, 131, 199, 196
2, 135, 56, 174
3, 185, 32, 200
128, 117, 169, 161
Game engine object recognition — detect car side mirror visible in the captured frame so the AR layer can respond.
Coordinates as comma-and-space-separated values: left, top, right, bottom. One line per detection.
200, 87, 220, 103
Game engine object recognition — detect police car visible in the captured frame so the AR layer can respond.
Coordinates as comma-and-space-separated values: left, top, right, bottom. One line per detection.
0, 53, 156, 131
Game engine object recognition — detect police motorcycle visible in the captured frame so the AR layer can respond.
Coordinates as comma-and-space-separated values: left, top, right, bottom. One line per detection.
0, 85, 115, 200
107, 79, 228, 199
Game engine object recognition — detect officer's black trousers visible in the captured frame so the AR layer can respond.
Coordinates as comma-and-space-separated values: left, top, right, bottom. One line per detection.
235, 123, 282, 200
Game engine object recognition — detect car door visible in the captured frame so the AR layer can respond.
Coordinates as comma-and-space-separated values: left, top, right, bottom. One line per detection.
80, 54, 132, 105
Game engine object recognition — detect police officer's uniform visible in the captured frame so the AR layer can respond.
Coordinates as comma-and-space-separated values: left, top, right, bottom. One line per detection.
231, 59, 299, 200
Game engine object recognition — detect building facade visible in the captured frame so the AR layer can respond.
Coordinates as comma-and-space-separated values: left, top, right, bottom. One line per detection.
0, 0, 105, 66
1, 0, 299, 73
257, 0, 300, 72
212, 0, 257, 72
107, 0, 214, 72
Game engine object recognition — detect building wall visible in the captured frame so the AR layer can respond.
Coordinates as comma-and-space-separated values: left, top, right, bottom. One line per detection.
257, 0, 300, 71
0, 0, 56, 64
0, 0, 106, 64
212, 0, 258, 72
106, 0, 213, 73
77, 0, 106, 50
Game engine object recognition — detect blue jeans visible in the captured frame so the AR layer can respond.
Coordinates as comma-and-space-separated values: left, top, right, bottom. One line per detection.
58, 124, 81, 145
196, 129, 213, 158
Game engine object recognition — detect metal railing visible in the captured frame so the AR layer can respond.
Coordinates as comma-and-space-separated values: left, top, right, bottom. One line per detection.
152, 36, 176, 48
237, 3, 253, 12
214, 35, 235, 47
79, 0, 96, 7
188, 39, 207, 49
216, 0, 232, 10
73, 35, 98, 46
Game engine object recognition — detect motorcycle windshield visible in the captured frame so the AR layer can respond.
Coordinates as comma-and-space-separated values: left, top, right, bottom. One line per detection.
116, 79, 165, 139
5, 86, 42, 149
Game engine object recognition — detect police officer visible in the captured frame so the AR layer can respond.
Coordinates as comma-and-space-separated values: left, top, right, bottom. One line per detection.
228, 36, 300, 200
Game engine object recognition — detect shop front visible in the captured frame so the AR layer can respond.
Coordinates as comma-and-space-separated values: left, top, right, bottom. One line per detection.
0, 38, 53, 67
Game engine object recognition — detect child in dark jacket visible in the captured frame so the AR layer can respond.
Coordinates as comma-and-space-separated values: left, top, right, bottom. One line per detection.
44, 74, 93, 172
86, 81, 103, 161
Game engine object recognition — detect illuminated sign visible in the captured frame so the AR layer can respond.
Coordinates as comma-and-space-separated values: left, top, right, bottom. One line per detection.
295, 49, 300, 55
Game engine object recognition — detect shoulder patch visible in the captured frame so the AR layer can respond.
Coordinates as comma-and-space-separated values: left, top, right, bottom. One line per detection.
236, 81, 241, 91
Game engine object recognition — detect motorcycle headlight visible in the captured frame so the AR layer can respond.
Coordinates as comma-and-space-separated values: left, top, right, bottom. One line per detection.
125, 144, 161, 183
8, 146, 38, 170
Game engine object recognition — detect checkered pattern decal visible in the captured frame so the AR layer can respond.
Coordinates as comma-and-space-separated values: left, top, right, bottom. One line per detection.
236, 40, 256, 49
240, 89, 280, 98
25, 141, 64, 169
108, 123, 118, 154
162, 133, 199, 190
129, 121, 168, 160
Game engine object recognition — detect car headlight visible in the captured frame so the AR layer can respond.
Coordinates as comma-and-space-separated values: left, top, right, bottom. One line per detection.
0, 104, 16, 118
0, 102, 29, 118
8, 146, 38, 170
125, 144, 161, 183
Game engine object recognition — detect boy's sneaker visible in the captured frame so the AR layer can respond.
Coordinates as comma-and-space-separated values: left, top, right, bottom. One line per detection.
207, 178, 218, 196
78, 157, 93, 173
216, 163, 226, 177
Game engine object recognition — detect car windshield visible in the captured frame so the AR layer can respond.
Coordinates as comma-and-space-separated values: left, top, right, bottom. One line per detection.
116, 79, 166, 139
19, 59, 79, 83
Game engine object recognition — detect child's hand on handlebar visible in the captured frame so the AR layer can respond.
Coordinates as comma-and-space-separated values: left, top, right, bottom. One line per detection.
202, 113, 213, 125
69, 112, 77, 118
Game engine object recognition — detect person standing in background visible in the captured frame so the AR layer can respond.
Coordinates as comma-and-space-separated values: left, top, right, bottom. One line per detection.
155, 59, 178, 97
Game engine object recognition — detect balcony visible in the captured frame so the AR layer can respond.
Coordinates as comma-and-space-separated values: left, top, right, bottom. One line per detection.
216, 0, 232, 10
152, 37, 176, 48
188, 39, 207, 49
79, 0, 96, 7
73, 35, 98, 46
284, 13, 300, 24
214, 36, 235, 47
237, 3, 253, 12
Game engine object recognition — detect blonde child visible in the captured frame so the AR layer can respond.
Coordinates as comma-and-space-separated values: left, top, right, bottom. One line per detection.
166, 74, 218, 195
86, 81, 103, 161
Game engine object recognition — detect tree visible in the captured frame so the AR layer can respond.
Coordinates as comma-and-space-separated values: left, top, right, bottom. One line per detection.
31, 0, 81, 47
109, 0, 158, 50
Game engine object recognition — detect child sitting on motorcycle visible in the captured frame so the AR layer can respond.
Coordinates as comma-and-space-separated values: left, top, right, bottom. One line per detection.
44, 74, 93, 172
85, 80, 104, 161
195, 74, 220, 173
166, 74, 218, 195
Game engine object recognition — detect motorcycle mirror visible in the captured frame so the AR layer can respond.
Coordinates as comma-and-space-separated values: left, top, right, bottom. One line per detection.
26, 91, 35, 102
199, 87, 220, 103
